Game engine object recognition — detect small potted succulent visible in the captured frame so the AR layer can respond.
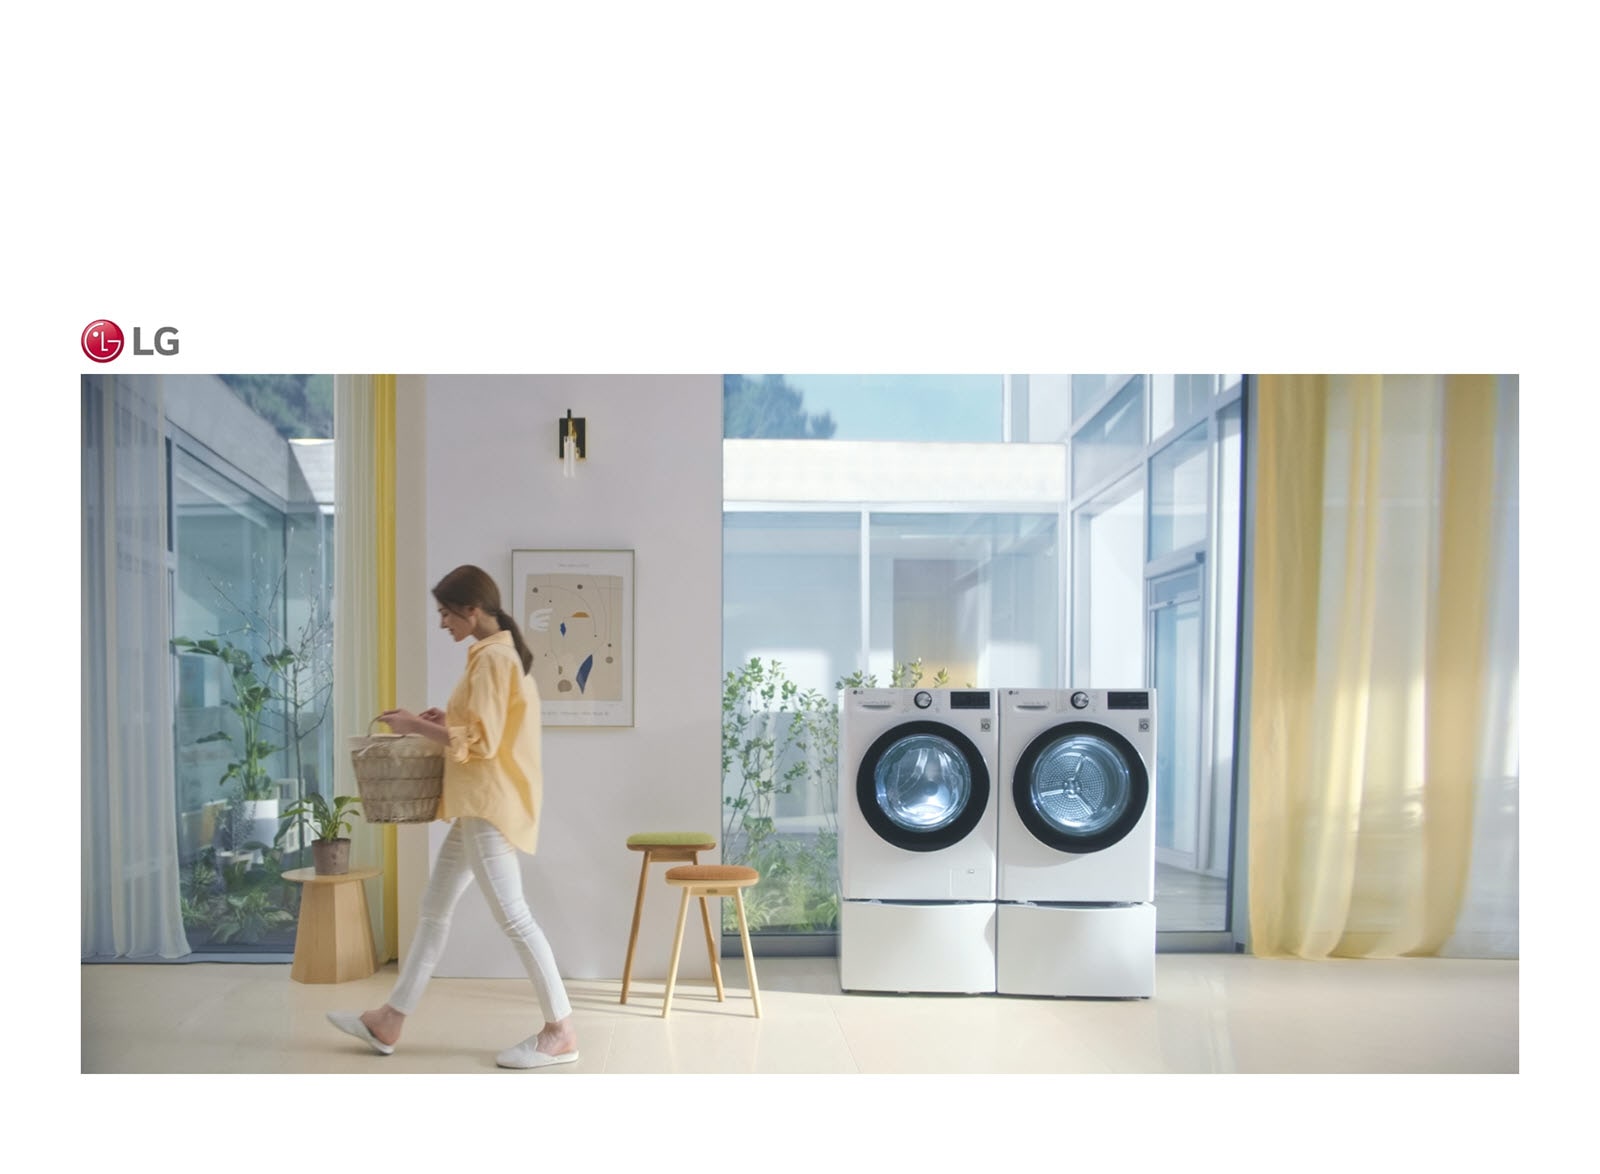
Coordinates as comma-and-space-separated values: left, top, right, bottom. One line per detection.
280, 792, 362, 875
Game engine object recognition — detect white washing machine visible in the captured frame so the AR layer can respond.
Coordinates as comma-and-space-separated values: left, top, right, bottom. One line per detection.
838, 687, 999, 994
996, 688, 1157, 998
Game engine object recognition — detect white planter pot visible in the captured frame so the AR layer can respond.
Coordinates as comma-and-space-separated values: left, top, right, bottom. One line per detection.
238, 799, 279, 855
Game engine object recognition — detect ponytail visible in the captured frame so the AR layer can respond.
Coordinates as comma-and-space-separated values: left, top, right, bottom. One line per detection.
495, 608, 535, 676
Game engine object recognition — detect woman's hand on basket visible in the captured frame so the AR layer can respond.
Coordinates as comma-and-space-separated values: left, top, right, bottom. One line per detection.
380, 707, 450, 745
380, 708, 424, 735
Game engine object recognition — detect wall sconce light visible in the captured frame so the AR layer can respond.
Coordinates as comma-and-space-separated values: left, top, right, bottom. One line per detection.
559, 409, 586, 478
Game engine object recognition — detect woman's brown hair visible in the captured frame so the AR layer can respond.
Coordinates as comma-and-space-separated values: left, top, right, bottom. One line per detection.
432, 564, 534, 675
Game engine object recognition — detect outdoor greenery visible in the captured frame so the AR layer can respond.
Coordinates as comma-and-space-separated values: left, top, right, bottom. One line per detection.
720, 655, 952, 933
172, 635, 284, 802
723, 375, 838, 439
172, 564, 334, 948
217, 374, 334, 439
180, 846, 297, 945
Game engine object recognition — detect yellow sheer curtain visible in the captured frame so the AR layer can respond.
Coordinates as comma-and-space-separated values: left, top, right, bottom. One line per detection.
1248, 374, 1510, 958
333, 375, 398, 959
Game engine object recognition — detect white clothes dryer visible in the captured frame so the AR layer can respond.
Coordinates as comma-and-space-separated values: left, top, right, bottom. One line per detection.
996, 688, 1157, 998
838, 687, 999, 993
998, 688, 1155, 903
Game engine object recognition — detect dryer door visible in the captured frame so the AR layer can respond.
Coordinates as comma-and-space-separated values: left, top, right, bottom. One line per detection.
1013, 722, 1149, 853
856, 721, 991, 853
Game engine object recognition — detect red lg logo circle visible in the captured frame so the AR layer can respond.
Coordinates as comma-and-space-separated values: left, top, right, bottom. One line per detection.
83, 320, 124, 363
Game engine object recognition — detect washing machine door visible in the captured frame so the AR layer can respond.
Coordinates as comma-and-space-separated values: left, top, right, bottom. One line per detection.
856, 721, 991, 852
1013, 722, 1149, 854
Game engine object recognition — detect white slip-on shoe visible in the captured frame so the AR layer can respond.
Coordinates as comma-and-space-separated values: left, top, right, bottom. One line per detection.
326, 1011, 396, 1056
496, 1035, 580, 1070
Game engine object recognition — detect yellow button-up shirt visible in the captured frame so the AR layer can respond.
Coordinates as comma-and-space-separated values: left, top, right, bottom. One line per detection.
437, 631, 543, 854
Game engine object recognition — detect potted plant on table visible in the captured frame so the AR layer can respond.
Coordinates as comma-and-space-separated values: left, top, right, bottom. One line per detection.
280, 792, 363, 875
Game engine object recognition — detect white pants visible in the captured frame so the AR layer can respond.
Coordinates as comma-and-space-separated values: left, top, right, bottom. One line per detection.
388, 817, 571, 1023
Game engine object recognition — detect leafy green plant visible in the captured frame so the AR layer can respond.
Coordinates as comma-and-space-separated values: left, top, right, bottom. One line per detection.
211, 888, 296, 944
843, 659, 951, 690
178, 845, 300, 946
721, 657, 950, 934
171, 636, 282, 801
280, 792, 361, 844
721, 658, 837, 857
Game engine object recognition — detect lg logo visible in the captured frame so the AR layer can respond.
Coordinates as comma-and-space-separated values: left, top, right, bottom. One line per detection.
82, 320, 179, 363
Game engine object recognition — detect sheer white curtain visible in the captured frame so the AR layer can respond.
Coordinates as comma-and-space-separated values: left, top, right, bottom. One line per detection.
1443, 377, 1519, 957
334, 376, 385, 948
82, 375, 189, 958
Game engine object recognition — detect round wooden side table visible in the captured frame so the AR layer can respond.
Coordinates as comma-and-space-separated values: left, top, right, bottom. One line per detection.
283, 866, 381, 984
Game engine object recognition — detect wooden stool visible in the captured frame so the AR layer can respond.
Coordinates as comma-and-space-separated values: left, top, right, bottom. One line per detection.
282, 867, 380, 984
661, 864, 762, 1019
620, 832, 718, 1005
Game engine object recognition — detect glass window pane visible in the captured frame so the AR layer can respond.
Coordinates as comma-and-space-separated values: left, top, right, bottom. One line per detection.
172, 450, 294, 949
1149, 421, 1209, 557
1150, 567, 1215, 930
1072, 374, 1116, 421
1019, 374, 1074, 442
1072, 376, 1146, 497
725, 374, 1003, 442
1072, 475, 1145, 686
717, 373, 1249, 947
170, 376, 335, 957
723, 512, 861, 693
721, 512, 860, 935
1154, 375, 1217, 443
1152, 576, 1202, 863
868, 512, 1058, 688
1150, 374, 1175, 442
1175, 374, 1214, 423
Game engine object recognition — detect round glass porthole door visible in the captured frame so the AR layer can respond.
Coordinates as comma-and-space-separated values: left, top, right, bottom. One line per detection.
1013, 722, 1148, 853
857, 721, 990, 852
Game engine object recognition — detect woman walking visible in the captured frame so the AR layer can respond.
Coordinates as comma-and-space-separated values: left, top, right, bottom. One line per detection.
328, 564, 578, 1069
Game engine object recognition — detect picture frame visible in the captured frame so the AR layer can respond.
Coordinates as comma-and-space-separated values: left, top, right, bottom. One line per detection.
509, 548, 634, 727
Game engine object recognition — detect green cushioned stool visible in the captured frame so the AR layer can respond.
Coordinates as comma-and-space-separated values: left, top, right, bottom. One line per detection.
620, 832, 718, 1005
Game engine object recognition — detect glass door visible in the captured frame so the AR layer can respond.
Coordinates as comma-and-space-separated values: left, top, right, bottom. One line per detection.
1149, 567, 1203, 872
857, 723, 991, 853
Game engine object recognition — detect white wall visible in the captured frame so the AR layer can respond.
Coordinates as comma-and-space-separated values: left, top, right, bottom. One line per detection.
395, 374, 723, 982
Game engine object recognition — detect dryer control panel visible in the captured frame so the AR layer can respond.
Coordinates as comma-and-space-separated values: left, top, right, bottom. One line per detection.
1107, 691, 1150, 710
1005, 688, 1154, 716
849, 688, 995, 716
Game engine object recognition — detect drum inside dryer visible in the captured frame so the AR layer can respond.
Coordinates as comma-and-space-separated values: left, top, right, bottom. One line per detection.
1012, 721, 1149, 854
1027, 734, 1132, 835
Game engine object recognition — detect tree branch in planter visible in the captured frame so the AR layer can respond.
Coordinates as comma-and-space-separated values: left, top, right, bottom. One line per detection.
194, 551, 334, 805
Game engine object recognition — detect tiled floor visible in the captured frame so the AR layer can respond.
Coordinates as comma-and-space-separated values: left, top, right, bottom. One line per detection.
81, 952, 1516, 1074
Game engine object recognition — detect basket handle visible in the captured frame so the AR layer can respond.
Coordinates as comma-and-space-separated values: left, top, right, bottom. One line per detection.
354, 715, 392, 755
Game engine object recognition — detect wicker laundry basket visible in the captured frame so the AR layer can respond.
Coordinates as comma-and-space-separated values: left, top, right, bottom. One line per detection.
349, 718, 444, 823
